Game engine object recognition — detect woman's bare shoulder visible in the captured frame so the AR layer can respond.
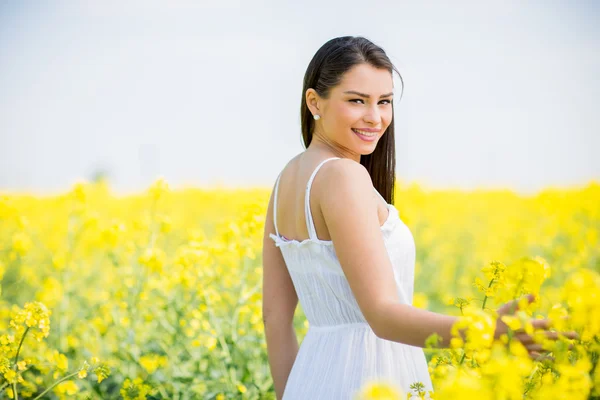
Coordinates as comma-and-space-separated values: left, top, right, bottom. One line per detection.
277, 153, 304, 176
311, 158, 377, 230
318, 158, 372, 191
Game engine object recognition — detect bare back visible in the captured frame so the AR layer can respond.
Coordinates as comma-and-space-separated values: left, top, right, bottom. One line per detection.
273, 153, 390, 243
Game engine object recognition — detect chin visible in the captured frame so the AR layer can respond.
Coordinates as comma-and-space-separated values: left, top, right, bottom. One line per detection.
358, 147, 378, 156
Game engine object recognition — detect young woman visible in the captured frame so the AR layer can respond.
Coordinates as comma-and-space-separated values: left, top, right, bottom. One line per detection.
261, 36, 568, 400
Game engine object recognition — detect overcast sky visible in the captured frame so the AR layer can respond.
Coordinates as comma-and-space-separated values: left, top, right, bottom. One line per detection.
0, 1, 598, 195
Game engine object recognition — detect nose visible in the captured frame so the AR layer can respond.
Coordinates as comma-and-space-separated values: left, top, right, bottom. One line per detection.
363, 104, 381, 125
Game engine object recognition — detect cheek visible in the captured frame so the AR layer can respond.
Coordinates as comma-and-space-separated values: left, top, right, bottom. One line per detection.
332, 103, 359, 126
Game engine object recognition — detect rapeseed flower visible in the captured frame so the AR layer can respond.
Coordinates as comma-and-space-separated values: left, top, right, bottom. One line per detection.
354, 380, 404, 400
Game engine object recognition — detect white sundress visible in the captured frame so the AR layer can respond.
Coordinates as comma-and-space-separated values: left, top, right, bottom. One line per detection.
268, 157, 434, 399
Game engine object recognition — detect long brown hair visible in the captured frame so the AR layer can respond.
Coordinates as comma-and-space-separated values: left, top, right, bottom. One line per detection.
300, 36, 403, 205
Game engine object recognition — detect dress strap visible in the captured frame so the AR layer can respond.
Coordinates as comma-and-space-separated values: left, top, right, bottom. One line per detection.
305, 157, 341, 241
272, 171, 282, 237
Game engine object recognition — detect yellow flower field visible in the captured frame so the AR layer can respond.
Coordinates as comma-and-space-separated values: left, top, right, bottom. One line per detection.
0, 179, 598, 399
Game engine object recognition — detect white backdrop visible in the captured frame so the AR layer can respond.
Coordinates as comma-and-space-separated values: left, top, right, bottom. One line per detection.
0, 1, 598, 195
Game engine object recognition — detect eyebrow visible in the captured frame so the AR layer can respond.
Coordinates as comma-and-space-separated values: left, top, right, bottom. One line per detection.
343, 90, 394, 98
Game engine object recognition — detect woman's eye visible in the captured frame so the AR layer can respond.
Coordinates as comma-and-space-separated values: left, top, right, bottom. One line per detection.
350, 99, 392, 105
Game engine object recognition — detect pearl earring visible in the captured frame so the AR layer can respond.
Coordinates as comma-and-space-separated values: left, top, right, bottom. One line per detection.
313, 114, 321, 120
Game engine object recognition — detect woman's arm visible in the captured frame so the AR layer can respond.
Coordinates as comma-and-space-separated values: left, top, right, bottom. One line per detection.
372, 303, 461, 347
263, 323, 299, 399
318, 160, 574, 353
262, 182, 300, 399
318, 159, 463, 348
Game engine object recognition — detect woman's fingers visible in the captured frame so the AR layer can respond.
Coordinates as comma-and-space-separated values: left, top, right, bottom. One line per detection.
564, 331, 579, 340
504, 329, 577, 362
514, 332, 534, 344
511, 319, 549, 335
528, 351, 555, 362
524, 341, 574, 353
512, 319, 578, 338
497, 294, 536, 315
525, 344, 544, 353
511, 318, 551, 333
542, 330, 579, 340
514, 330, 579, 347
531, 318, 551, 330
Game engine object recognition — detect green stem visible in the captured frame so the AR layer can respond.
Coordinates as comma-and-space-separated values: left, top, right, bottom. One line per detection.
12, 326, 30, 400
479, 278, 504, 360
481, 278, 495, 310
459, 275, 497, 367
33, 370, 80, 400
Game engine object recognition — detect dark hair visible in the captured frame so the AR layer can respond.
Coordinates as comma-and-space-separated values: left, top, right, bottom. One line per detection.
300, 36, 403, 205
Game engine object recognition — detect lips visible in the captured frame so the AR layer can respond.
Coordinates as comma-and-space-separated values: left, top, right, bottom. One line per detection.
352, 128, 380, 134
352, 129, 378, 142
352, 128, 378, 137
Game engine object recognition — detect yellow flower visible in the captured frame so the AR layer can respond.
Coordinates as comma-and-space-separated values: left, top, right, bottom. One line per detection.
561, 269, 600, 340
148, 176, 169, 201
354, 380, 404, 400
435, 368, 493, 398
9, 302, 51, 341
413, 292, 429, 309
450, 337, 464, 349
121, 377, 154, 400
138, 247, 166, 273
554, 357, 593, 398
70, 181, 88, 203
159, 215, 172, 233
3, 369, 17, 383
0, 174, 597, 399
451, 306, 495, 351
424, 333, 442, 349
93, 364, 111, 383
206, 336, 218, 351
500, 311, 533, 334
500, 315, 521, 331
479, 342, 532, 399
481, 260, 507, 281
494, 257, 548, 305
54, 380, 79, 396
12, 232, 32, 256
449, 297, 472, 313
548, 303, 569, 331
139, 354, 167, 374
55, 353, 68, 371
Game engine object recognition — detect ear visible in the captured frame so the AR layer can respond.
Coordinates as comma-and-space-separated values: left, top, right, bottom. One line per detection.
305, 88, 321, 117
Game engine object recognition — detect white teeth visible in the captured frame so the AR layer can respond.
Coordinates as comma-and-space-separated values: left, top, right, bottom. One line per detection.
353, 129, 378, 137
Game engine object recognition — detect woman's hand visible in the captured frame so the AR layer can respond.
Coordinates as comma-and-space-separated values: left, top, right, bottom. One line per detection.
494, 294, 579, 361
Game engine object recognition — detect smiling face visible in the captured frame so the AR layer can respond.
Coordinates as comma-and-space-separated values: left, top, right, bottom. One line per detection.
306, 63, 394, 160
